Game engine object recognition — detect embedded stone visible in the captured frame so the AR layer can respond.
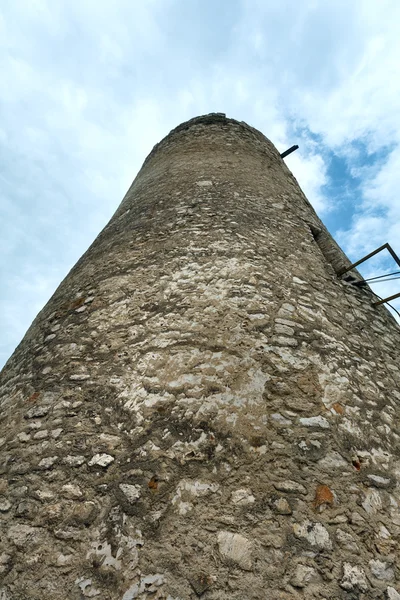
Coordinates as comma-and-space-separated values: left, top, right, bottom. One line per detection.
275, 318, 297, 327
32, 489, 55, 502
282, 303, 295, 312
15, 500, 36, 519
340, 563, 368, 592
69, 501, 97, 525
69, 373, 90, 381
54, 527, 82, 541
75, 577, 101, 598
293, 520, 332, 550
367, 474, 391, 488
25, 406, 49, 419
43, 503, 63, 522
273, 497, 292, 514
335, 528, 358, 552
88, 453, 114, 468
272, 336, 298, 347
362, 489, 383, 514
378, 524, 391, 540
10, 462, 31, 475
54, 400, 71, 411
387, 587, 400, 600
10, 485, 28, 498
230, 488, 255, 505
370, 559, 395, 581
274, 324, 295, 336
350, 511, 366, 524
0, 498, 11, 512
0, 553, 11, 575
290, 564, 317, 588
119, 483, 141, 503
121, 574, 165, 600
313, 484, 334, 508
33, 429, 48, 440
189, 573, 213, 596
175, 480, 219, 497
56, 554, 74, 567
27, 420, 42, 429
274, 480, 307, 495
299, 416, 330, 428
99, 433, 122, 449
217, 530, 252, 570
271, 441, 286, 450
271, 413, 292, 426
63, 455, 85, 467
62, 483, 83, 500
38, 456, 58, 470
317, 451, 348, 470
7, 524, 41, 548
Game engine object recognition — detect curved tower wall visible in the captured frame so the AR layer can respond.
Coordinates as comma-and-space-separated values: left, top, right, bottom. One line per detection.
0, 114, 399, 599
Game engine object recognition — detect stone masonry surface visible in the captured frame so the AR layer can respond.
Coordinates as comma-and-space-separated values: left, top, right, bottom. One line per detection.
0, 114, 399, 599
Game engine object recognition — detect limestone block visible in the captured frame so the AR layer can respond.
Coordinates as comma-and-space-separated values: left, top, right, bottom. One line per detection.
217, 530, 252, 570
340, 563, 369, 592
293, 520, 332, 550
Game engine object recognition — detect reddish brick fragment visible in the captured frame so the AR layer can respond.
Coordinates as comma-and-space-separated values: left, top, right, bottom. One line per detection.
314, 484, 334, 508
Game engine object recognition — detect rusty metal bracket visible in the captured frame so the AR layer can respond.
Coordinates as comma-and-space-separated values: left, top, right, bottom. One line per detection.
338, 243, 400, 308
338, 243, 400, 277
280, 145, 299, 159
373, 291, 400, 306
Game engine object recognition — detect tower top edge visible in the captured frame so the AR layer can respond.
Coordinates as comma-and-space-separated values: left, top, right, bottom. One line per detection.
165, 113, 267, 138
143, 113, 274, 167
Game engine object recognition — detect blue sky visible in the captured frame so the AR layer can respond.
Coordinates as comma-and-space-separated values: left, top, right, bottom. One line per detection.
1, 0, 400, 368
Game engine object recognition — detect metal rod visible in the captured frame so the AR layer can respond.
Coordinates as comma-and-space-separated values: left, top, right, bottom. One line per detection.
338, 243, 400, 276
280, 145, 299, 159
387, 301, 400, 318
364, 270, 400, 282
373, 291, 400, 306
386, 244, 400, 267
366, 276, 400, 283
338, 244, 389, 276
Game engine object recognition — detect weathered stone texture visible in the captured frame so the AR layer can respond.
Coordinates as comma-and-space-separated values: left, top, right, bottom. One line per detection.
0, 113, 399, 598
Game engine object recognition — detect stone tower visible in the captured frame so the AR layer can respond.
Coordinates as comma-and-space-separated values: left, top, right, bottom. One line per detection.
0, 114, 399, 600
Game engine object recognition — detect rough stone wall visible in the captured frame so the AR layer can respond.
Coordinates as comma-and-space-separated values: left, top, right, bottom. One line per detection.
0, 114, 399, 599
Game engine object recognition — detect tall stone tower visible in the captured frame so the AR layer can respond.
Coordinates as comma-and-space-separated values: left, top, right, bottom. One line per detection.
0, 114, 399, 600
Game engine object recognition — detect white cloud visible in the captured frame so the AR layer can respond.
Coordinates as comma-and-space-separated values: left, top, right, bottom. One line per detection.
235, 0, 400, 151
1, 0, 400, 366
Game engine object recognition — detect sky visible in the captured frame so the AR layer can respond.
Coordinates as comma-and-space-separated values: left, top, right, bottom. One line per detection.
1, 0, 400, 368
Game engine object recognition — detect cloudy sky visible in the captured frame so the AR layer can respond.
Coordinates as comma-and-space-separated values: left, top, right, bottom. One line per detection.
1, 0, 400, 368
